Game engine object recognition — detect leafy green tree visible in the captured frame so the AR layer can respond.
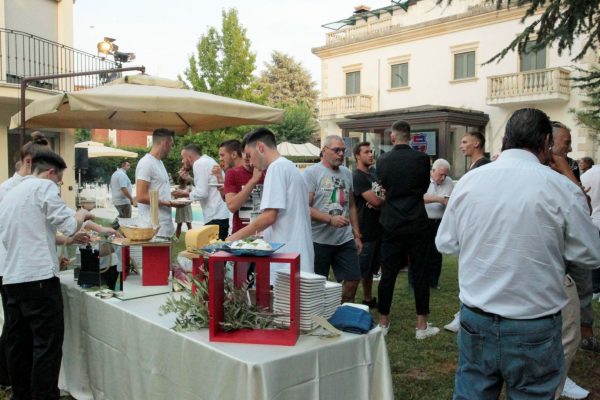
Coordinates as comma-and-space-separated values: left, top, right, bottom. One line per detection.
439, 1, 600, 64
440, 0, 600, 131
181, 8, 261, 103
257, 51, 319, 114
74, 128, 91, 143
573, 67, 600, 135
269, 104, 318, 144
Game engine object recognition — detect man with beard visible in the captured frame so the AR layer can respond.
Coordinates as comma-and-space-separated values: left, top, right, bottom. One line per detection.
221, 140, 265, 234
304, 135, 362, 303
352, 142, 384, 308
174, 143, 230, 240
227, 128, 314, 282
136, 128, 186, 238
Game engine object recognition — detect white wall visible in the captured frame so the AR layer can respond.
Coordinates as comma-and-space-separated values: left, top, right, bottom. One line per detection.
320, 7, 596, 159
4, 0, 58, 41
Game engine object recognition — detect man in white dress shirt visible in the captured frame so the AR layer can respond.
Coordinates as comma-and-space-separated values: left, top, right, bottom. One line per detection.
0, 151, 93, 400
436, 108, 600, 399
422, 158, 454, 289
174, 144, 230, 240
227, 128, 314, 282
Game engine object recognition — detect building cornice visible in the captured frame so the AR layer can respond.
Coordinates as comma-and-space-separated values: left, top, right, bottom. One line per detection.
313, 5, 540, 59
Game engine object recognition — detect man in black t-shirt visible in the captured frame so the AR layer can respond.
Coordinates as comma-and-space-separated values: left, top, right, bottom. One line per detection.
352, 142, 384, 309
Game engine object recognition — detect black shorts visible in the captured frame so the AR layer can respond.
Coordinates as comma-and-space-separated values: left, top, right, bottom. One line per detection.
313, 240, 361, 282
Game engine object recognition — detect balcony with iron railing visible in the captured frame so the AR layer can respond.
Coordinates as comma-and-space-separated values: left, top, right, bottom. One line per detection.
486, 67, 571, 106
0, 28, 120, 93
320, 94, 373, 119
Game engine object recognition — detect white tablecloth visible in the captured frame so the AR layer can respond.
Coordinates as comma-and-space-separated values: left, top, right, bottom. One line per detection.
58, 271, 394, 400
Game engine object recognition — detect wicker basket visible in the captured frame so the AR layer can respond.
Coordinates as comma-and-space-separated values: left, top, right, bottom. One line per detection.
120, 226, 158, 242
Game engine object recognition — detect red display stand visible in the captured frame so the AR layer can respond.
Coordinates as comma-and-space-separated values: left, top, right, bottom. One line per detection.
208, 251, 300, 346
116, 239, 171, 286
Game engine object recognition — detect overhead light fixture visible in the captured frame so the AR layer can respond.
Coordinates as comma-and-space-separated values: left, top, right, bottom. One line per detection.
96, 37, 134, 67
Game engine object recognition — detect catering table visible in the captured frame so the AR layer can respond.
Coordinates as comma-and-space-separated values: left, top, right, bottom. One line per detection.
58, 271, 394, 400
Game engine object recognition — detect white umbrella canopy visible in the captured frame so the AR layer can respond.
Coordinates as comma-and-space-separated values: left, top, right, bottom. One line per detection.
74, 141, 138, 158
10, 74, 284, 133
86, 146, 138, 159
74, 141, 105, 148
277, 141, 321, 157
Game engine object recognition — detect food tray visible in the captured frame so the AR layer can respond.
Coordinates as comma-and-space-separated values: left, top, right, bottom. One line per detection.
224, 242, 285, 256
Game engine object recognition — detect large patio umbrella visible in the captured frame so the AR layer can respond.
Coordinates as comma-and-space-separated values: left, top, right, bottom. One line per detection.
10, 74, 283, 133
74, 141, 138, 158
277, 141, 321, 158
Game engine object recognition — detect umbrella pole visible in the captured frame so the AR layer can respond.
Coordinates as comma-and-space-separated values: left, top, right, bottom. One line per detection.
19, 66, 146, 147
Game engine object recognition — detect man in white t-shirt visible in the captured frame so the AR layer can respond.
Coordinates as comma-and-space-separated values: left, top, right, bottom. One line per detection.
135, 128, 185, 238
173, 144, 230, 240
227, 128, 314, 281
0, 151, 93, 400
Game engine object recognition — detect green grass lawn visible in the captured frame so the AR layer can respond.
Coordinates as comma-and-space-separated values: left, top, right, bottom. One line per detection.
365, 255, 600, 400
1, 229, 598, 399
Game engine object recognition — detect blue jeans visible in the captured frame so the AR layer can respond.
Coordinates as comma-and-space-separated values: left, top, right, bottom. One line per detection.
454, 305, 564, 400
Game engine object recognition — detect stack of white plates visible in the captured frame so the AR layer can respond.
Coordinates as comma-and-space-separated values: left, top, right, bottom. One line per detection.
273, 270, 326, 331
323, 281, 343, 318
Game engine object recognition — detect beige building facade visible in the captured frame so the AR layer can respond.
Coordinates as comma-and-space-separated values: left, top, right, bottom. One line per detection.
313, 0, 597, 176
0, 0, 115, 206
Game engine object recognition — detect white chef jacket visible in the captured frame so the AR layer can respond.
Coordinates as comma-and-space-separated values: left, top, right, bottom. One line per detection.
0, 176, 78, 284
0, 172, 28, 276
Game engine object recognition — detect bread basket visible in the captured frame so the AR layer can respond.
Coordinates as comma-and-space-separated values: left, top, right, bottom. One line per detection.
119, 225, 159, 242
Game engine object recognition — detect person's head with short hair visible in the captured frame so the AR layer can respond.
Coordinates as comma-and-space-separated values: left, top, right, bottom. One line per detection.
502, 108, 553, 164
431, 158, 451, 185
579, 156, 594, 173
321, 135, 346, 170
120, 160, 131, 171
151, 128, 175, 159
550, 121, 572, 158
180, 143, 202, 170
32, 149, 67, 186
19, 131, 50, 175
460, 131, 486, 158
242, 128, 278, 171
353, 141, 373, 169
390, 120, 411, 145
218, 139, 243, 171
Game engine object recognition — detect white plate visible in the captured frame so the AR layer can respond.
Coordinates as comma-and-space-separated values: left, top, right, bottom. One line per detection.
170, 199, 192, 205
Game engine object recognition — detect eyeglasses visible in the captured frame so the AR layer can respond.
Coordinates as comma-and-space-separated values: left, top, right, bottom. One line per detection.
325, 146, 346, 154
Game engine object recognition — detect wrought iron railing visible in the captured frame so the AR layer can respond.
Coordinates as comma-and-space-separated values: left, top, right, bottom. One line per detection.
0, 28, 120, 92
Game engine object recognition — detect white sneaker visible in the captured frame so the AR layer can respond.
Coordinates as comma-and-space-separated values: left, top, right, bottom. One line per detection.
444, 312, 460, 333
415, 324, 440, 340
378, 323, 390, 337
562, 377, 589, 399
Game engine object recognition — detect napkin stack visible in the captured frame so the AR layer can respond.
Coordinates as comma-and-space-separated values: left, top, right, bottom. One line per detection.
273, 270, 342, 331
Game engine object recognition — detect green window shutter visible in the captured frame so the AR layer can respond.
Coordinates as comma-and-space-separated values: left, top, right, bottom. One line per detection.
346, 71, 360, 95
391, 63, 409, 88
